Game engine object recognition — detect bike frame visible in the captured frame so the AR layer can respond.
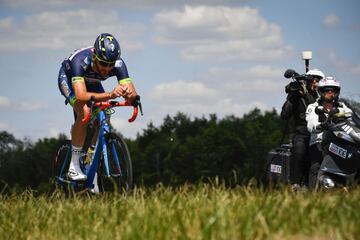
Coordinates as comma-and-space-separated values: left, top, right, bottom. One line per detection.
56, 98, 141, 190
84, 110, 111, 189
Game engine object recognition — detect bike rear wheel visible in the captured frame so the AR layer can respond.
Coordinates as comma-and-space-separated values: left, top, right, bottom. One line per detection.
98, 133, 133, 193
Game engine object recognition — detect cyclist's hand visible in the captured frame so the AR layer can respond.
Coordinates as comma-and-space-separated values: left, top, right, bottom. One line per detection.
121, 85, 131, 99
123, 87, 137, 103
110, 85, 128, 99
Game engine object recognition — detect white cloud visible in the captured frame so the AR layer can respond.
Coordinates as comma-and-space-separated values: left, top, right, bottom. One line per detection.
16, 101, 48, 111
153, 5, 292, 61
110, 117, 147, 139
319, 49, 360, 98
1, 0, 242, 10
0, 121, 9, 130
150, 80, 218, 104
322, 49, 348, 68
0, 17, 13, 30
109, 117, 129, 131
0, 96, 47, 111
146, 64, 283, 125
0, 96, 10, 108
199, 65, 284, 92
0, 121, 17, 136
0, 10, 145, 52
48, 127, 62, 138
350, 65, 360, 75
322, 49, 360, 76
323, 13, 340, 28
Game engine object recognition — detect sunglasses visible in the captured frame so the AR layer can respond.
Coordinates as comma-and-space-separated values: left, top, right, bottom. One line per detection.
323, 88, 335, 93
94, 54, 116, 67
310, 76, 321, 82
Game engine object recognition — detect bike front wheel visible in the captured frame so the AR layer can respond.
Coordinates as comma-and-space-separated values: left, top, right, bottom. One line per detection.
52, 140, 72, 190
98, 133, 133, 193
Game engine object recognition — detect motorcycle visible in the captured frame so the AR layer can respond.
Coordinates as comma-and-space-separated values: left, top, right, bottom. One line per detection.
313, 105, 360, 190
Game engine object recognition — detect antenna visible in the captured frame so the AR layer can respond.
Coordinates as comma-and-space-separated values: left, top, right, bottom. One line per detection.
302, 51, 312, 73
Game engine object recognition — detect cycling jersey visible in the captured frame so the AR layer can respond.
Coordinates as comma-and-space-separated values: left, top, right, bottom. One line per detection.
58, 47, 132, 106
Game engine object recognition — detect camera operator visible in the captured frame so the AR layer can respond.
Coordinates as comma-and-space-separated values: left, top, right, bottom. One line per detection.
306, 76, 353, 189
280, 69, 324, 190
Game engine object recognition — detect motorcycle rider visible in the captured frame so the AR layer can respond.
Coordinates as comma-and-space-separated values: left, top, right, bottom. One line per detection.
281, 69, 325, 190
306, 76, 353, 189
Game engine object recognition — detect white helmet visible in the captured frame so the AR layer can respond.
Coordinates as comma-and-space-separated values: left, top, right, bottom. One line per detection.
306, 69, 325, 80
317, 76, 341, 100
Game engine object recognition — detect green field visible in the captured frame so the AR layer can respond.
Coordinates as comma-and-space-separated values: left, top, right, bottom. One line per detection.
1, 184, 359, 240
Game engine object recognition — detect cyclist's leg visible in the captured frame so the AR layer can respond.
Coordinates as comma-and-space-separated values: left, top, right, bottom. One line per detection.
72, 102, 90, 144
58, 65, 87, 180
86, 82, 105, 147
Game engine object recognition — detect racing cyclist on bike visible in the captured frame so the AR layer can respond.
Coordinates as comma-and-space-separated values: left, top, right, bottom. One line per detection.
57, 33, 137, 183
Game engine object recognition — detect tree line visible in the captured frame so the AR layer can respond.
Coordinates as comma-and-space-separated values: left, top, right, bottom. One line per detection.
0, 108, 284, 192
0, 96, 360, 192
1, 98, 358, 193
129, 109, 284, 187
0, 108, 312, 191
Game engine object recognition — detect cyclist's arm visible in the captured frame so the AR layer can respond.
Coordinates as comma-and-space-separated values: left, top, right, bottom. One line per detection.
72, 77, 121, 101
115, 59, 137, 103
118, 78, 137, 103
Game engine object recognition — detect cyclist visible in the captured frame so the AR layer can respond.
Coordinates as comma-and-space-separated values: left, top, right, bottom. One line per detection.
306, 76, 352, 189
57, 33, 137, 183
280, 69, 324, 191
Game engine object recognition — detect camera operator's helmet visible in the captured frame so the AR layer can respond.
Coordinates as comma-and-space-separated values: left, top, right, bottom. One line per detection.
317, 76, 341, 100
93, 33, 121, 64
306, 69, 325, 81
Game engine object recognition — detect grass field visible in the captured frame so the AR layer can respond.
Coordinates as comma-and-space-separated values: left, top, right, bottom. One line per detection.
1, 184, 359, 240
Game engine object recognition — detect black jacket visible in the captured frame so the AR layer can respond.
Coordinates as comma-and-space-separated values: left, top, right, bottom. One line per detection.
281, 90, 318, 135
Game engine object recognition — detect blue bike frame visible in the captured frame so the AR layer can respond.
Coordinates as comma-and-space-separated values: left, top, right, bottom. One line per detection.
85, 110, 109, 188
55, 96, 141, 191
56, 110, 122, 190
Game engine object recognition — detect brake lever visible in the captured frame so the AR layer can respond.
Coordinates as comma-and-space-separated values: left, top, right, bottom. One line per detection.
133, 95, 143, 116
139, 101, 143, 116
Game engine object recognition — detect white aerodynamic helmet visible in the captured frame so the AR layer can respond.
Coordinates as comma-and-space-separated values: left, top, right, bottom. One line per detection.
317, 76, 341, 99
306, 69, 325, 80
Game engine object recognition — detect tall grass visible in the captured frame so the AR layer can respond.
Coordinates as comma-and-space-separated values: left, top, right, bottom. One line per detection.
1, 184, 359, 240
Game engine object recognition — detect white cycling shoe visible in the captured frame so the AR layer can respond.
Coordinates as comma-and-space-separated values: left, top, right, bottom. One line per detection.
67, 168, 87, 181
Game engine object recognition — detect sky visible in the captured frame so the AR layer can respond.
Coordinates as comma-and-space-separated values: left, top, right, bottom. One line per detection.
0, 0, 359, 141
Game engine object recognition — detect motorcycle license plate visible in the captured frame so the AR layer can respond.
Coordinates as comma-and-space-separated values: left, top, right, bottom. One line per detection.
270, 164, 282, 174
329, 142, 347, 159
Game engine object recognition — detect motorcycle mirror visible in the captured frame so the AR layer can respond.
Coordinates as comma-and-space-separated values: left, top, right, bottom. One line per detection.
284, 69, 298, 79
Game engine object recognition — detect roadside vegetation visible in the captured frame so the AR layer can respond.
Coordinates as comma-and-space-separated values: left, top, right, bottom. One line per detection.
1, 184, 359, 240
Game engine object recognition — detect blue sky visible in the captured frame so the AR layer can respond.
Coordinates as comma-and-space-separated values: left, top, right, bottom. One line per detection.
0, 0, 359, 141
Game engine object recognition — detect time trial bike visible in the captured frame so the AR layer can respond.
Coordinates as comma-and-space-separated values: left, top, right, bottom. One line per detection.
52, 95, 142, 193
